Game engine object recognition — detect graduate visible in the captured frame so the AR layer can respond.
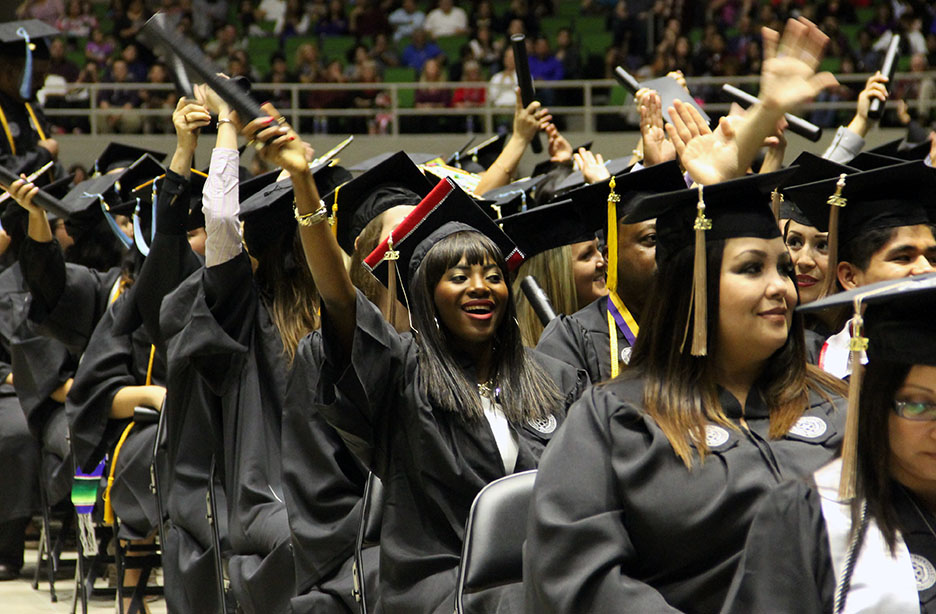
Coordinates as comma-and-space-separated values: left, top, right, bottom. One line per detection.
244, 105, 586, 613
785, 161, 936, 379
524, 170, 849, 614
0, 20, 60, 178
723, 274, 936, 614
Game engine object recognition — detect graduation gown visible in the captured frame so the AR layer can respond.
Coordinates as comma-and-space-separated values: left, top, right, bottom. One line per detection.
65, 293, 164, 540
523, 374, 847, 614
536, 295, 630, 383
167, 252, 294, 614
316, 289, 587, 614
286, 331, 375, 613
0, 265, 40, 524
19, 236, 121, 357
0, 91, 55, 175
1, 262, 76, 507
722, 459, 936, 614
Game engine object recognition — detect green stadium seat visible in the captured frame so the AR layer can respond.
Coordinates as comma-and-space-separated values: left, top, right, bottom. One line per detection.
556, 2, 579, 20
576, 16, 606, 36
436, 35, 470, 61
396, 86, 415, 108
540, 17, 566, 40
608, 86, 629, 106
321, 35, 358, 63
856, 8, 875, 24
384, 66, 417, 82
247, 37, 281, 75
897, 56, 912, 72
819, 57, 842, 73
284, 35, 319, 70
581, 32, 614, 58
689, 27, 703, 47
840, 24, 862, 48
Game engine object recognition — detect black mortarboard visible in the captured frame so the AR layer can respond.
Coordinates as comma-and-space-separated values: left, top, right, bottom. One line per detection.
865, 138, 903, 158
348, 151, 440, 173
797, 271, 936, 499
498, 197, 594, 257
893, 139, 932, 161
93, 143, 168, 176
778, 152, 856, 226
847, 152, 904, 171
630, 169, 798, 355
451, 134, 507, 174
626, 74, 710, 125
552, 156, 639, 196
481, 175, 550, 217
0, 20, 59, 100
324, 152, 433, 254
364, 178, 524, 293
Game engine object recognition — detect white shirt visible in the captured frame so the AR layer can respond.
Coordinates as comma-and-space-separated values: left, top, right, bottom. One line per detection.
203, 147, 242, 267
481, 394, 518, 475
423, 6, 468, 38
818, 322, 867, 380
488, 71, 518, 107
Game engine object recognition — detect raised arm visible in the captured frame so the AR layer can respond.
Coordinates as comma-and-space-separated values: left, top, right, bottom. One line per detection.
242, 104, 356, 354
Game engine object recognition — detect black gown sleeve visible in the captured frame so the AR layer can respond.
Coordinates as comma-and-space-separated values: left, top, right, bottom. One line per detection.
112, 169, 203, 343
20, 237, 121, 355
317, 288, 410, 474
536, 315, 594, 376
720, 479, 835, 614
524, 385, 683, 614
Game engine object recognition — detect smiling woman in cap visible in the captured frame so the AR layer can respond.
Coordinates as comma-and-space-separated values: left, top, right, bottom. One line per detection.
244, 102, 585, 613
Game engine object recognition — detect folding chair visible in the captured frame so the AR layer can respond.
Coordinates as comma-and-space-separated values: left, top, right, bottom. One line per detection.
454, 470, 538, 614
352, 472, 384, 614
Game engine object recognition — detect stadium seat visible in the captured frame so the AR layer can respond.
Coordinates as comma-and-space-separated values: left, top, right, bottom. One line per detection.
437, 35, 470, 61
321, 35, 358, 63
384, 66, 417, 83
247, 37, 281, 76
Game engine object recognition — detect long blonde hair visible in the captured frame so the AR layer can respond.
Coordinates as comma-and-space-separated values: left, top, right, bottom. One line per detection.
512, 245, 578, 346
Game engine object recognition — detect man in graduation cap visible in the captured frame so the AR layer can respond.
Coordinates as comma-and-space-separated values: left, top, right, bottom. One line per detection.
0, 20, 60, 177
786, 161, 936, 378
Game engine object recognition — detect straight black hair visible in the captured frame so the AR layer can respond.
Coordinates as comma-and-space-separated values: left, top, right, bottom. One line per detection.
410, 231, 564, 423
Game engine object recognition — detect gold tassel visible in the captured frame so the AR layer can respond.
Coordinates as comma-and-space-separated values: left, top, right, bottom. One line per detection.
606, 176, 621, 375
689, 184, 711, 356
823, 173, 847, 299
329, 183, 342, 236
384, 234, 400, 325
838, 311, 867, 500
103, 422, 136, 526
770, 188, 782, 224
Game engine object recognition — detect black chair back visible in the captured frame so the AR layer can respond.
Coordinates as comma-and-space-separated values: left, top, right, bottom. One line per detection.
454, 470, 537, 614
353, 472, 384, 614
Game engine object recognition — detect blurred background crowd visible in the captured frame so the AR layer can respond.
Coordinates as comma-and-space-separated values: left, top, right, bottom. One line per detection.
14, 0, 936, 136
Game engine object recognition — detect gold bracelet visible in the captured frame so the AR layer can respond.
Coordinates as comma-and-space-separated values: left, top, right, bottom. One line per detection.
294, 203, 329, 227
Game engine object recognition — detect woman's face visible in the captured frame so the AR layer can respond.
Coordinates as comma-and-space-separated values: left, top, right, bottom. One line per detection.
784, 219, 828, 305
433, 255, 509, 351
570, 239, 607, 309
717, 236, 797, 365
889, 365, 936, 495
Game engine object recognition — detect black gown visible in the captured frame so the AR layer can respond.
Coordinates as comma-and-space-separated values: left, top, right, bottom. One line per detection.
722, 473, 936, 614
0, 91, 55, 175
1, 262, 76, 507
315, 289, 588, 614
524, 374, 847, 614
65, 293, 164, 540
286, 331, 376, 613
165, 252, 294, 614
535, 295, 630, 383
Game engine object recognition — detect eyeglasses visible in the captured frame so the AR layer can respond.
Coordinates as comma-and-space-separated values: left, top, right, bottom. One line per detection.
894, 400, 936, 421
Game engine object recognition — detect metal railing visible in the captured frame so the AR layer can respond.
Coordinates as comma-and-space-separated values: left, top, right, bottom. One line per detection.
39, 72, 936, 137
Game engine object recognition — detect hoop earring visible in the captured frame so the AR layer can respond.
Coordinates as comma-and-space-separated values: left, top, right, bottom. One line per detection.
433, 316, 441, 333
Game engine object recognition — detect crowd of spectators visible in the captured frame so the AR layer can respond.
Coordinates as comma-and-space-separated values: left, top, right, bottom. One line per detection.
14, 0, 936, 135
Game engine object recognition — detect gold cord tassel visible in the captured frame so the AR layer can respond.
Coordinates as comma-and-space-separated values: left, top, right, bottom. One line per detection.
384, 234, 400, 325
823, 173, 847, 299
606, 176, 619, 294
838, 310, 867, 500
770, 188, 783, 224
688, 184, 711, 356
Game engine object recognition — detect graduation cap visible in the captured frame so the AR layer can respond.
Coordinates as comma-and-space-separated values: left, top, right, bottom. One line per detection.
323, 152, 433, 254
481, 175, 550, 217
846, 152, 904, 172
797, 272, 936, 499
498, 198, 594, 258
614, 69, 711, 126
364, 177, 524, 297
0, 20, 58, 101
865, 138, 903, 158
93, 143, 168, 176
348, 151, 441, 173
892, 139, 933, 161
449, 134, 507, 174
552, 156, 638, 197
629, 168, 798, 356
777, 152, 857, 226
785, 160, 936, 294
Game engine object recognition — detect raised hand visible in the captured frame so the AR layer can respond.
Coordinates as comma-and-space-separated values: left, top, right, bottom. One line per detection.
760, 116, 788, 174
513, 88, 552, 144
545, 122, 573, 163
171, 96, 210, 151
667, 100, 738, 185
848, 71, 888, 138
759, 18, 838, 114
573, 147, 610, 184
638, 88, 677, 167
241, 103, 307, 175
5, 175, 42, 215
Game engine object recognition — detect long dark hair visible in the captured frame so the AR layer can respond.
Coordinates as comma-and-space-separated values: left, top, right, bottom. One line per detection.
854, 359, 913, 553
410, 231, 564, 423
253, 228, 320, 363
627, 238, 846, 467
